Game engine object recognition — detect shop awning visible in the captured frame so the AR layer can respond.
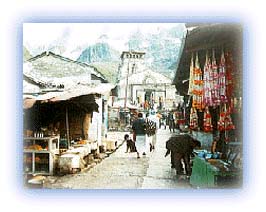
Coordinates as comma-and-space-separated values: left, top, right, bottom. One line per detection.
23, 83, 115, 109
49, 83, 114, 102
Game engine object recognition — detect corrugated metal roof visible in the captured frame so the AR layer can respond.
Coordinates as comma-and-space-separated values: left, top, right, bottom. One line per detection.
23, 83, 115, 109
23, 51, 92, 89
50, 83, 114, 102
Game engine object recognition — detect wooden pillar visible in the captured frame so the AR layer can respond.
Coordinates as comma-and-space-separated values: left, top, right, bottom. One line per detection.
83, 113, 91, 140
66, 107, 70, 147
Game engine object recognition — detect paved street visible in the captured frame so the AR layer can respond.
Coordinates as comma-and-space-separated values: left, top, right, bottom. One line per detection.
44, 128, 192, 189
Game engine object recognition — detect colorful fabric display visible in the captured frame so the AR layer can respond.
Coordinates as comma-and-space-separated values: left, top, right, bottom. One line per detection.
218, 50, 227, 103
189, 107, 198, 130
211, 49, 220, 106
203, 106, 213, 132
192, 53, 204, 110
188, 50, 238, 135
225, 52, 234, 106
203, 50, 220, 107
188, 53, 194, 95
217, 104, 235, 131
203, 51, 212, 106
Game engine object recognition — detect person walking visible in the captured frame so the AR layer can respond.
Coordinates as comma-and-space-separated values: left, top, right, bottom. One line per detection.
146, 110, 159, 151
161, 112, 167, 129
132, 112, 147, 158
168, 112, 175, 133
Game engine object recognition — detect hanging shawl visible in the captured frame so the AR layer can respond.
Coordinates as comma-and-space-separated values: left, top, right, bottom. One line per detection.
203, 50, 220, 107
203, 106, 213, 132
225, 52, 234, 107
188, 53, 194, 95
192, 53, 204, 110
189, 107, 198, 130
218, 104, 235, 131
211, 49, 220, 106
203, 51, 212, 106
224, 105, 235, 131
218, 50, 227, 103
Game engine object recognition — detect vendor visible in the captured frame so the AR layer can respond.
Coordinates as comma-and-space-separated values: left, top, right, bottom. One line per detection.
165, 134, 201, 176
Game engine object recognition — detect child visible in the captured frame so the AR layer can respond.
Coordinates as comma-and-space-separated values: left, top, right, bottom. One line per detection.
124, 134, 130, 153
124, 134, 136, 153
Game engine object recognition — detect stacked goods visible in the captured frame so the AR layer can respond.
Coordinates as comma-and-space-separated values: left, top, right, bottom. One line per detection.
24, 155, 32, 163
25, 145, 44, 151
34, 156, 49, 164
77, 140, 87, 145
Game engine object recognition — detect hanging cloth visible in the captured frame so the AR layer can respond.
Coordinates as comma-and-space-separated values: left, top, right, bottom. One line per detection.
225, 52, 234, 107
218, 50, 227, 103
188, 53, 194, 95
224, 105, 235, 131
217, 105, 226, 131
217, 104, 235, 131
192, 52, 204, 110
189, 107, 198, 130
203, 51, 212, 107
203, 106, 213, 132
211, 49, 220, 106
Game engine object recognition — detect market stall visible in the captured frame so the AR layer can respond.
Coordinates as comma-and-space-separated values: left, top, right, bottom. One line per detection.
190, 147, 242, 188
58, 139, 97, 173
23, 89, 100, 176
173, 23, 243, 188
24, 135, 60, 175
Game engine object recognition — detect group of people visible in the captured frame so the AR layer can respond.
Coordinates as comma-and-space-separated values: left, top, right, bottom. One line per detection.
124, 111, 201, 177
123, 111, 159, 158
131, 112, 158, 158
159, 111, 177, 132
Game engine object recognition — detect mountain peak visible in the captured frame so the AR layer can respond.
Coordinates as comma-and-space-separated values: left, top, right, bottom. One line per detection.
77, 42, 120, 64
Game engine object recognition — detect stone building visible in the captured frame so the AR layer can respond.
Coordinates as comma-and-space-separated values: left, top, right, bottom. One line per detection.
117, 51, 177, 111
23, 51, 114, 148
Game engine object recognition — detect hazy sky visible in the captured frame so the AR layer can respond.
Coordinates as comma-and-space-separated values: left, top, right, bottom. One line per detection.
23, 23, 185, 59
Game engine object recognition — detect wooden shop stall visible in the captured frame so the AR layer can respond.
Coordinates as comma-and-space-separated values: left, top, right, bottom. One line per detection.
173, 23, 243, 188
23, 84, 113, 175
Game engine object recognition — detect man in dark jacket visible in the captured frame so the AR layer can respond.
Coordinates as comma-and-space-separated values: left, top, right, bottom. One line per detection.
132, 112, 147, 158
165, 134, 201, 176
168, 112, 175, 132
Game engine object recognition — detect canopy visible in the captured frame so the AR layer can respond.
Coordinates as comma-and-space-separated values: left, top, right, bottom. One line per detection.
23, 83, 115, 109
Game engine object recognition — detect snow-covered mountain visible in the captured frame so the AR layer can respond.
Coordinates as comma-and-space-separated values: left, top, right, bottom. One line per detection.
77, 25, 185, 77
24, 24, 186, 79
77, 42, 120, 63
